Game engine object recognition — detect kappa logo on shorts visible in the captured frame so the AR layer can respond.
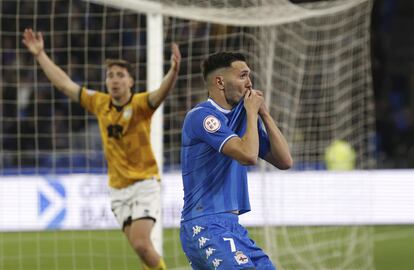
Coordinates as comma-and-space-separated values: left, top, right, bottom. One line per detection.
212, 258, 223, 270
234, 251, 249, 265
198, 236, 210, 248
205, 247, 216, 259
203, 115, 221, 133
192, 225, 204, 237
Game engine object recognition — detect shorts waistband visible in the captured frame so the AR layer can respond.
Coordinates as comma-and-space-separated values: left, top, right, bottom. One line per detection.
135, 176, 159, 182
181, 212, 239, 224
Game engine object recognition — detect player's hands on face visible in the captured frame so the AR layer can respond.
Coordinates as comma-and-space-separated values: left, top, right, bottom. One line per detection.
244, 89, 264, 114
170, 42, 181, 72
254, 90, 269, 115
22, 28, 44, 57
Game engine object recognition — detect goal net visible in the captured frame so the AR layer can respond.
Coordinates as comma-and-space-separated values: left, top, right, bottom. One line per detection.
0, 0, 375, 269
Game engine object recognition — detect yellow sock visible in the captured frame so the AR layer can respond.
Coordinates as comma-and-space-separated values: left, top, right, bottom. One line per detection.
157, 258, 166, 270
143, 258, 166, 270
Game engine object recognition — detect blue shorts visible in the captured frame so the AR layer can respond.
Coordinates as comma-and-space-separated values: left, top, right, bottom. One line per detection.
180, 213, 276, 270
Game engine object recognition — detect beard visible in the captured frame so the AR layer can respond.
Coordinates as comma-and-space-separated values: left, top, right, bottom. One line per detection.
225, 91, 245, 107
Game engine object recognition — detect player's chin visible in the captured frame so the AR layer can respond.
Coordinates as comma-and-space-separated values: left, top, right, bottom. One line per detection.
234, 96, 244, 105
109, 90, 121, 98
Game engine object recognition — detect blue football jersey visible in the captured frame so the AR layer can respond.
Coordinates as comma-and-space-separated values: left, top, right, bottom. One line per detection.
180, 98, 270, 221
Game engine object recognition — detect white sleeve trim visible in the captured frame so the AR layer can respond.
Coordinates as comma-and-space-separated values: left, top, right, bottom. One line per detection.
219, 134, 238, 153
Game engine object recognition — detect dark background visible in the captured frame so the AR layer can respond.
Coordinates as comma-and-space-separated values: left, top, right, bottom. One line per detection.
1, 0, 413, 170
292, 0, 414, 168
370, 0, 414, 168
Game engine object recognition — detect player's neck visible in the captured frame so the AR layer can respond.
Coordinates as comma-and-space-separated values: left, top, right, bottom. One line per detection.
208, 94, 233, 110
112, 92, 132, 107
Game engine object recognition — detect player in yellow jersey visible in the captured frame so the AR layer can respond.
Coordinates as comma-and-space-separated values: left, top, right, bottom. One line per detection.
22, 28, 181, 270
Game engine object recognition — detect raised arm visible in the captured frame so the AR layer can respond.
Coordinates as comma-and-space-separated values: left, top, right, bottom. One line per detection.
22, 28, 80, 102
148, 43, 181, 109
221, 90, 263, 165
259, 99, 293, 170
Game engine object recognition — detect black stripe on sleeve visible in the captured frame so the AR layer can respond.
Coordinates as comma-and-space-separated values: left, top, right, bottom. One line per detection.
78, 86, 84, 104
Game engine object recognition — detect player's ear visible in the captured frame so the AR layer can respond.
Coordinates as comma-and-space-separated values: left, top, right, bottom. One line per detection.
215, 76, 225, 90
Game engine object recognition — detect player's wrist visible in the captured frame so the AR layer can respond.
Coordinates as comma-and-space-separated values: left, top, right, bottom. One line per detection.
259, 109, 270, 118
246, 110, 259, 120
171, 62, 179, 73
34, 49, 44, 58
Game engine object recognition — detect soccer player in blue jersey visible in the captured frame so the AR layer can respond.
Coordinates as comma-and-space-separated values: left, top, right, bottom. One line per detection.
180, 52, 293, 270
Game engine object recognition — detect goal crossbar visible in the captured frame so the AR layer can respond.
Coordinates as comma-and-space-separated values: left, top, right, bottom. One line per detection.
85, 0, 370, 26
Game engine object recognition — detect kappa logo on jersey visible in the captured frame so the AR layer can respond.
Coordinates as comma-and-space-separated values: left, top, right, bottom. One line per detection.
234, 251, 249, 265
123, 107, 132, 120
203, 115, 221, 133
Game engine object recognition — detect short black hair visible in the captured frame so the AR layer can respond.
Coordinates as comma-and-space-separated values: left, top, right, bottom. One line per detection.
201, 52, 246, 81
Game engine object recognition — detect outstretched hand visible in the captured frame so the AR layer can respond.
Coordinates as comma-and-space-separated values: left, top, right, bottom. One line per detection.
170, 42, 181, 72
22, 28, 44, 57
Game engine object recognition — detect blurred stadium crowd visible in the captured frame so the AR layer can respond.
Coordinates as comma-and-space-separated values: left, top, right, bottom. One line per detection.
1, 0, 413, 170
371, 0, 414, 168
1, 2, 147, 171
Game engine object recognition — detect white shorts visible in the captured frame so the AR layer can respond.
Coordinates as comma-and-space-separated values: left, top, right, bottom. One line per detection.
109, 179, 161, 228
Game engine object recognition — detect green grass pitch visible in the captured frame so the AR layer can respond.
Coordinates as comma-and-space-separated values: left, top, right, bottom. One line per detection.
1, 226, 414, 270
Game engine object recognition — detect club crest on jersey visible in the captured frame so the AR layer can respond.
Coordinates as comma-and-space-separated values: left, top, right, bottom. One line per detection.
123, 107, 132, 120
234, 251, 249, 265
203, 115, 220, 133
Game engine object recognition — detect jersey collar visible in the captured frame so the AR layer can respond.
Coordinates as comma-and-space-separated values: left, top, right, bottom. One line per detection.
207, 98, 231, 114
109, 93, 133, 112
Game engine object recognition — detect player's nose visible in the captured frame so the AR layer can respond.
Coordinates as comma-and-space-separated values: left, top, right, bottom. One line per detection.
246, 78, 252, 89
